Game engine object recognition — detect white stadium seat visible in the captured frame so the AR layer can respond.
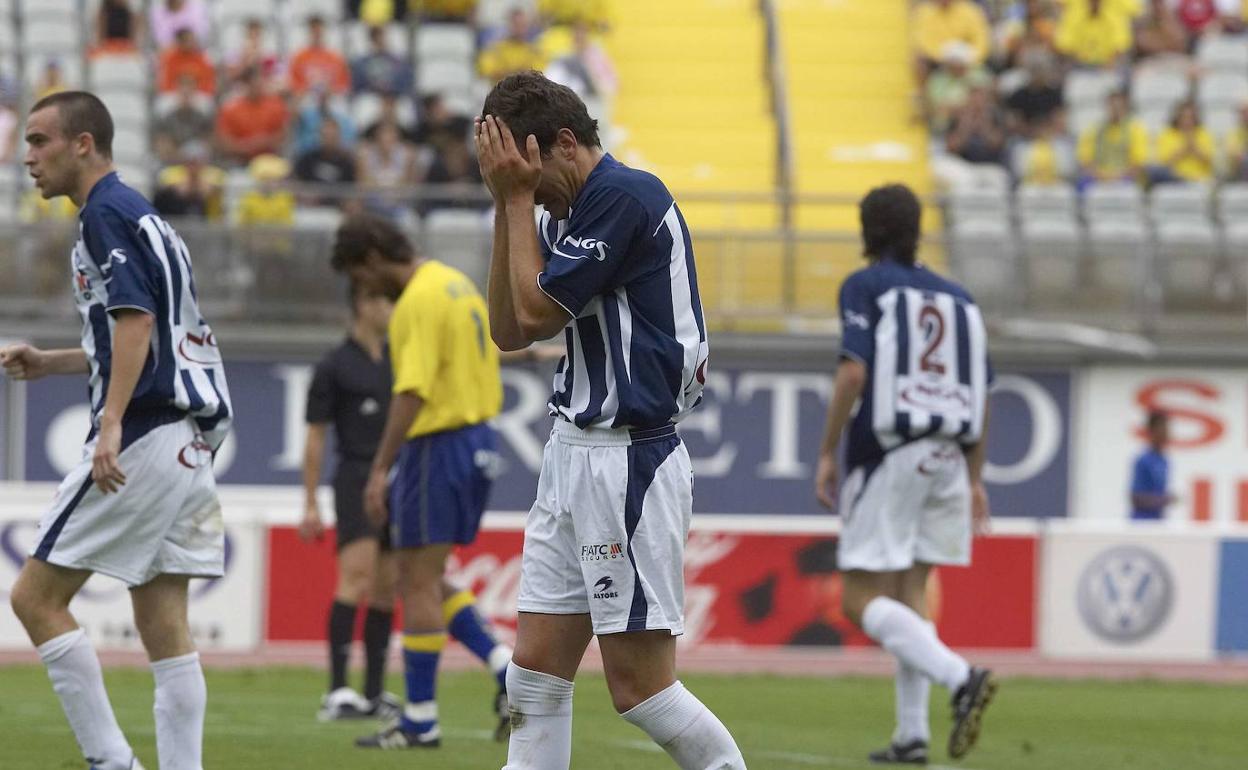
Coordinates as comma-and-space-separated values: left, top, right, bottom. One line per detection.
1155, 218, 1218, 302
90, 54, 147, 90
1020, 217, 1082, 302
1197, 34, 1248, 73
417, 58, 474, 95
1149, 183, 1212, 223
417, 24, 475, 60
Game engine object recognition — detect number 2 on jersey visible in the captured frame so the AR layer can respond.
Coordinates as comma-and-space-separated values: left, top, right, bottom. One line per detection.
918, 302, 946, 375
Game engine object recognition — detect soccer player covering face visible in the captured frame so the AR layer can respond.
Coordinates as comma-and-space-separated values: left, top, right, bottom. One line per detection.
476, 71, 745, 770
329, 214, 514, 749
3, 91, 232, 770
814, 185, 997, 764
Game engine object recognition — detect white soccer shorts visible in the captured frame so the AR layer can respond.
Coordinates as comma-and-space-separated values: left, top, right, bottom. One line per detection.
837, 437, 972, 572
517, 420, 692, 636
29, 415, 225, 587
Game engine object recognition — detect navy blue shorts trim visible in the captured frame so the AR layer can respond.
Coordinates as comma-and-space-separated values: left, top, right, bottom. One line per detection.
389, 423, 496, 549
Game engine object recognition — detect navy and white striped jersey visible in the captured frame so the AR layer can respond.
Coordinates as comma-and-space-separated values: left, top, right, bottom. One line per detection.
536, 154, 709, 430
71, 172, 232, 450
839, 257, 990, 473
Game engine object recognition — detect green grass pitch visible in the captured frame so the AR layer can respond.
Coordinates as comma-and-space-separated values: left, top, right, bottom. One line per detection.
0, 665, 1242, 769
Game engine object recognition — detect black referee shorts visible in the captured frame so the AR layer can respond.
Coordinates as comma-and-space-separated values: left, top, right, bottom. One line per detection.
332, 460, 391, 551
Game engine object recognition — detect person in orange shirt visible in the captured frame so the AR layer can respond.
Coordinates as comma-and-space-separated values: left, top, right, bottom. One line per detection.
289, 15, 350, 95
158, 27, 215, 94
215, 67, 291, 165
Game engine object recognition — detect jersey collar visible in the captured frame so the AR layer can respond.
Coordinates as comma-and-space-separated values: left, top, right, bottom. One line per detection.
84, 171, 121, 206
568, 152, 619, 215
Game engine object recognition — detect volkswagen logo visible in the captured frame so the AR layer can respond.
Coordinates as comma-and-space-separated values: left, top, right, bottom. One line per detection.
1076, 545, 1173, 644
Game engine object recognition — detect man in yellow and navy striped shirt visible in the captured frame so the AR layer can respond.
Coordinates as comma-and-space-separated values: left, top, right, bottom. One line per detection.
330, 213, 509, 750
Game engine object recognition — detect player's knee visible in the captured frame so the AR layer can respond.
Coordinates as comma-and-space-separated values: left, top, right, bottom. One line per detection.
841, 592, 868, 628
8, 577, 38, 627
607, 673, 663, 714
339, 569, 374, 604
506, 662, 574, 716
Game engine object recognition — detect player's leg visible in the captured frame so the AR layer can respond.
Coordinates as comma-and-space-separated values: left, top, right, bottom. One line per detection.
356, 543, 450, 748
867, 564, 934, 764
502, 611, 593, 770
600, 630, 745, 770
442, 577, 514, 739
917, 451, 996, 759
11, 559, 139, 770
319, 537, 378, 720
361, 549, 398, 715
131, 574, 204, 770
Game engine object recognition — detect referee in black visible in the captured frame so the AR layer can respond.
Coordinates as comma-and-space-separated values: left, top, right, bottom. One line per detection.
301, 281, 402, 722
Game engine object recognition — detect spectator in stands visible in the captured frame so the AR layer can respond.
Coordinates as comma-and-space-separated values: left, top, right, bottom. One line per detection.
351, 26, 414, 96
290, 15, 351, 96
153, 141, 225, 220
34, 60, 69, 100
356, 123, 419, 217
239, 154, 296, 226
293, 87, 358, 157
413, 94, 471, 156
411, 0, 475, 23
420, 133, 485, 215
349, 0, 411, 24
545, 21, 618, 100
1135, 0, 1189, 59
224, 17, 282, 89
540, 0, 610, 30
363, 93, 419, 143
1005, 59, 1064, 138
1225, 102, 1248, 181
1173, 0, 1223, 38
1153, 99, 1217, 183
946, 84, 1008, 166
998, 0, 1060, 69
911, 0, 991, 79
1129, 411, 1174, 521
295, 119, 358, 203
150, 0, 209, 50
94, 0, 142, 56
478, 8, 545, 83
216, 67, 291, 165
1011, 113, 1077, 183
1077, 90, 1150, 188
0, 91, 17, 164
1055, 0, 1133, 69
924, 42, 991, 133
159, 28, 216, 95
153, 74, 215, 162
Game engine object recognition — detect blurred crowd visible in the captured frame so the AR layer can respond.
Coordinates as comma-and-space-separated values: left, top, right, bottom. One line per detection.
3, 0, 617, 226
916, 0, 1248, 189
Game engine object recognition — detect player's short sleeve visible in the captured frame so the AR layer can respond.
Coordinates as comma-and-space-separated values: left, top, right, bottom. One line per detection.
305, 354, 337, 424
537, 186, 646, 317
82, 206, 161, 316
838, 274, 875, 364
389, 290, 441, 400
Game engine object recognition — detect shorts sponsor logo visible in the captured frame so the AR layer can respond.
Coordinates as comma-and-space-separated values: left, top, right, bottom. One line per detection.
581, 542, 625, 562
592, 575, 619, 600
177, 437, 215, 469
1077, 545, 1173, 643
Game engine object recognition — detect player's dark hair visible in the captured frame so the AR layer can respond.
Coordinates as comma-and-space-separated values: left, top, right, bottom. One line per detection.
481, 70, 600, 155
30, 91, 114, 160
859, 183, 921, 264
1147, 410, 1168, 430
331, 213, 415, 271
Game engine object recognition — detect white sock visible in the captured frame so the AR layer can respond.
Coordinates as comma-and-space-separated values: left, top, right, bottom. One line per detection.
621, 681, 746, 770
38, 628, 135, 770
862, 597, 969, 692
893, 660, 930, 744
152, 652, 206, 770
501, 663, 574, 770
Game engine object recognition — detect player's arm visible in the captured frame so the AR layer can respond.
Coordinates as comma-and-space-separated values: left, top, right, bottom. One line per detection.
477, 115, 571, 346
93, 309, 155, 494
300, 422, 329, 541
0, 344, 89, 379
814, 357, 867, 510
484, 197, 527, 350
965, 402, 991, 533
363, 390, 423, 525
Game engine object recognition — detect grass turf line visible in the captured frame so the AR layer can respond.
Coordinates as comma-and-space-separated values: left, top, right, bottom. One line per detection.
0, 666, 1242, 769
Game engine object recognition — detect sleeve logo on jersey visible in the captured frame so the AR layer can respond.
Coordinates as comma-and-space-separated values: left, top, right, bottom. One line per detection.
178, 330, 222, 365
553, 235, 609, 262
581, 542, 625, 562
105, 248, 128, 268
843, 310, 870, 330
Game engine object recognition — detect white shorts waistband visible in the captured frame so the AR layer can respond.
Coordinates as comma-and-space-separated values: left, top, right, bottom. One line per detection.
551, 419, 677, 447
